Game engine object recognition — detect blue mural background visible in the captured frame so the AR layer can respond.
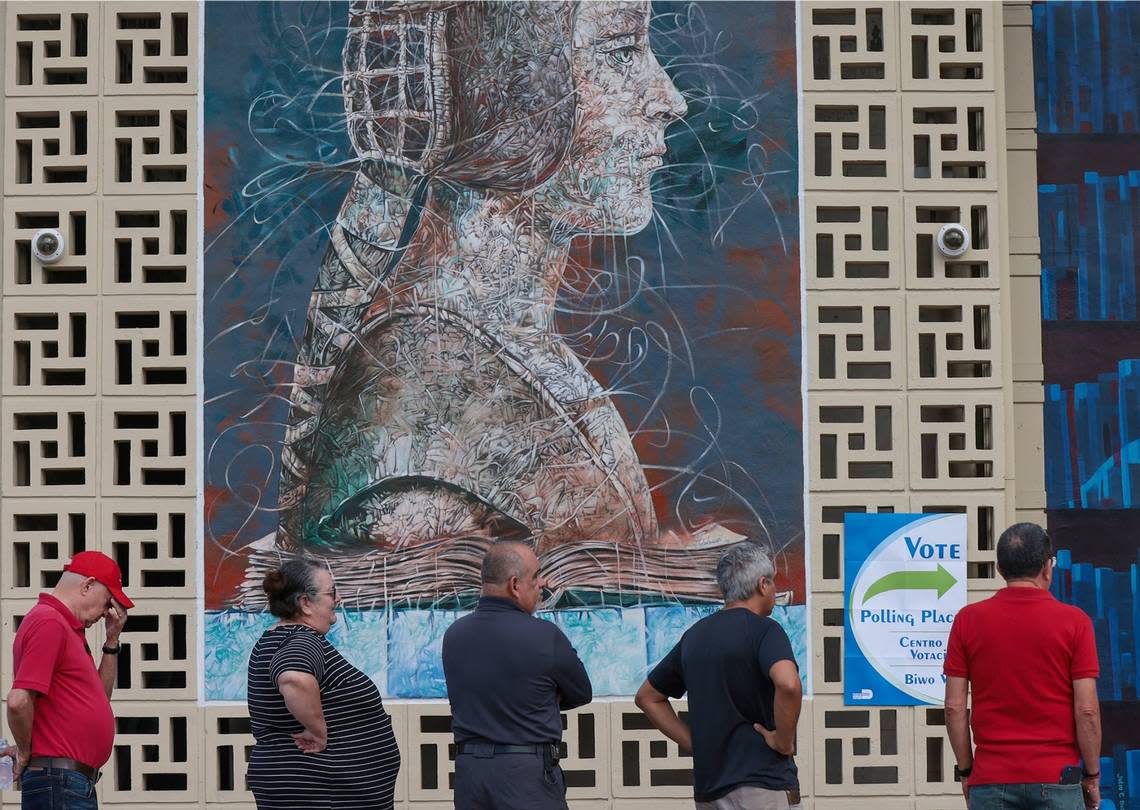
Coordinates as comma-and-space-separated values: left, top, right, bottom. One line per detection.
1035, 3, 1140, 805
202, 2, 804, 699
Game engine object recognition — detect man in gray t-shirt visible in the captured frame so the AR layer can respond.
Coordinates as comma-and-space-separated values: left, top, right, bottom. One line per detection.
635, 541, 803, 810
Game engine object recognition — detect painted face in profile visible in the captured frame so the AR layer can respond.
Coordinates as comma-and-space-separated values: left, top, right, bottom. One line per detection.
539, 1, 688, 237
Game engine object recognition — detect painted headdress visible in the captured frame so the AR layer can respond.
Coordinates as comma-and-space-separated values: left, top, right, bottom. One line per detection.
276, 0, 579, 550
342, 0, 576, 189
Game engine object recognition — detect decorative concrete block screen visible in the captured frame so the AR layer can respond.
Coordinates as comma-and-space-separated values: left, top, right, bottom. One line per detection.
0, 2, 1047, 807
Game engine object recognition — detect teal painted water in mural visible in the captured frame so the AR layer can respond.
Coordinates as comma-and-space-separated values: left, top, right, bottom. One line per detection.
204, 605, 809, 701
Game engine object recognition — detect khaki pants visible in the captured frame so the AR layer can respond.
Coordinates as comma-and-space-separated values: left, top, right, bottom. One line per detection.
695, 785, 803, 810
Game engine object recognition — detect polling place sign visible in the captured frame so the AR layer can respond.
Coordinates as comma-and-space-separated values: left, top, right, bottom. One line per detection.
844, 513, 967, 706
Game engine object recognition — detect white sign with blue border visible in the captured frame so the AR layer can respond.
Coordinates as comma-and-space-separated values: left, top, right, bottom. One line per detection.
844, 512, 967, 706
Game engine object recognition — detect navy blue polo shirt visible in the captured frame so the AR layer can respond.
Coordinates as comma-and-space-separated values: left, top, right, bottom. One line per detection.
442, 596, 592, 744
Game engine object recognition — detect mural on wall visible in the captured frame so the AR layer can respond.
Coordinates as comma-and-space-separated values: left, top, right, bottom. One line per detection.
1035, 2, 1140, 802
203, 1, 802, 699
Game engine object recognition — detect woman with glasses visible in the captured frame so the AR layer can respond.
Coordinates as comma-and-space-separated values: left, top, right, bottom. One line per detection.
245, 559, 400, 809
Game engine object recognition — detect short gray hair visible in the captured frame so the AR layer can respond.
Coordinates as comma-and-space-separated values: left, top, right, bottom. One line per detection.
716, 541, 775, 602
481, 541, 533, 586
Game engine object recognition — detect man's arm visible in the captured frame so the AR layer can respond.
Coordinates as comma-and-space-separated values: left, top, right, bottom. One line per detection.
634, 680, 692, 755
98, 602, 128, 699
551, 629, 592, 710
944, 675, 972, 804
5, 688, 37, 780
753, 660, 801, 756
1073, 678, 1101, 810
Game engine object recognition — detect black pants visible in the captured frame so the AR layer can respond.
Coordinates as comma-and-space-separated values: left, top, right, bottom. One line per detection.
453, 751, 568, 810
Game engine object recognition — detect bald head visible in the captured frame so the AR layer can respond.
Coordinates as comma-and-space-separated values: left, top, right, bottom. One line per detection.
481, 541, 535, 587
480, 541, 545, 613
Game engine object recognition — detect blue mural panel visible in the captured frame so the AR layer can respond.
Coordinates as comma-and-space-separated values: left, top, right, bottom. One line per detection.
1036, 0, 1140, 772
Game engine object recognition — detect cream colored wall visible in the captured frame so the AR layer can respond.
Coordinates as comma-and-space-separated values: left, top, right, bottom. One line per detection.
0, 2, 1041, 807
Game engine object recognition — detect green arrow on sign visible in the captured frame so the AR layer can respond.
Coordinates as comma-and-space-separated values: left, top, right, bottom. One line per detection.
861, 564, 958, 604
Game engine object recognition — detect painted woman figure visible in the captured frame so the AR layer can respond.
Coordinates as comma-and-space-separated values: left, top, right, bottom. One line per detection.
256, 0, 736, 603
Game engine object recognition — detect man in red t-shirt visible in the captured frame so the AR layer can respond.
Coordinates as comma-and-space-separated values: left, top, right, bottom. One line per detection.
943, 522, 1101, 810
3, 551, 133, 809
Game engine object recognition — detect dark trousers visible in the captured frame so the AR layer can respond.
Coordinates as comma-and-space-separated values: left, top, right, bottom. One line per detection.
454, 751, 568, 810
20, 768, 99, 810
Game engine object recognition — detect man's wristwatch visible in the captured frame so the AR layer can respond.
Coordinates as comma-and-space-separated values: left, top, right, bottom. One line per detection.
1082, 769, 1100, 780
957, 765, 972, 778
102, 643, 121, 655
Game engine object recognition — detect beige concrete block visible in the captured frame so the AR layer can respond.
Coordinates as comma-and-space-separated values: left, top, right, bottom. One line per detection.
805, 94, 902, 191
100, 498, 196, 600
810, 291, 905, 391
3, 296, 99, 396
802, 2, 900, 92
4, 97, 99, 196
99, 396, 195, 497
901, 3, 996, 92
904, 292, 1003, 390
907, 393, 1005, 491
5, 4, 101, 96
1, 396, 99, 497
100, 296, 195, 396
810, 393, 908, 491
903, 193, 1001, 291
102, 196, 196, 294
805, 192, 904, 291
901, 95, 999, 193
102, 97, 195, 196
3, 196, 101, 295
102, 3, 197, 95
0, 497, 96, 598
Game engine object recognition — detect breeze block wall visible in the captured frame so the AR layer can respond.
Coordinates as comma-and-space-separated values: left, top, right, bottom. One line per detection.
0, 3, 1057, 808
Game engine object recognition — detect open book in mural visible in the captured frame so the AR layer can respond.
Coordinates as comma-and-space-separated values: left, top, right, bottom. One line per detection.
204, 1, 801, 697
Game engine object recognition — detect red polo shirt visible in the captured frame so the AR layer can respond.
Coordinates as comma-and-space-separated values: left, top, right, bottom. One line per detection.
12, 594, 115, 769
943, 587, 1099, 785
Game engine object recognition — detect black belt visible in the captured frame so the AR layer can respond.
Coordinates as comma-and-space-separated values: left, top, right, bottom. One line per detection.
25, 757, 101, 784
457, 742, 553, 756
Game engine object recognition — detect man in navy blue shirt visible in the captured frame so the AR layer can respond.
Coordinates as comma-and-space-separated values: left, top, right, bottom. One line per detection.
636, 541, 803, 809
443, 541, 592, 810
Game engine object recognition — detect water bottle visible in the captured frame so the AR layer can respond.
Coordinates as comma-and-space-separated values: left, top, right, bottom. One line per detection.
0, 737, 12, 790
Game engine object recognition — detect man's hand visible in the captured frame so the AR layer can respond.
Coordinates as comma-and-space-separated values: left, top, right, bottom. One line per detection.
291, 730, 327, 754
753, 723, 794, 756
104, 602, 128, 645
960, 778, 969, 806
10, 747, 30, 782
1081, 775, 1100, 810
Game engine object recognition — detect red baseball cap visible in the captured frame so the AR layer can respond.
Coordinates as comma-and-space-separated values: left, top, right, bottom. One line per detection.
64, 551, 134, 609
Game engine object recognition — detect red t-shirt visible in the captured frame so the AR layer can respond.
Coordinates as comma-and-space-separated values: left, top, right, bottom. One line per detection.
12, 594, 115, 769
943, 587, 1099, 785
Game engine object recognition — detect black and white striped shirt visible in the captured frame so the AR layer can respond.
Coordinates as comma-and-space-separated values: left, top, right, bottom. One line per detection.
246, 624, 400, 809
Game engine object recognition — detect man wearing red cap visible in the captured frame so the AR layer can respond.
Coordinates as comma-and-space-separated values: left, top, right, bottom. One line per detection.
4, 551, 133, 809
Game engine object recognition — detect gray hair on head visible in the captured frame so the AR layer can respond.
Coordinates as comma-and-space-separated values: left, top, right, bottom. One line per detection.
262, 558, 325, 620
716, 541, 775, 602
481, 541, 534, 587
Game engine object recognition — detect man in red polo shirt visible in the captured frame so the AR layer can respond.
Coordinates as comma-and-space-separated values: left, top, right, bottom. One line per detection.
943, 522, 1101, 810
4, 551, 133, 809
